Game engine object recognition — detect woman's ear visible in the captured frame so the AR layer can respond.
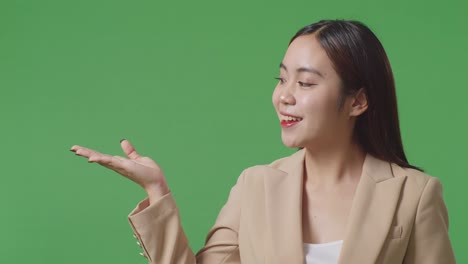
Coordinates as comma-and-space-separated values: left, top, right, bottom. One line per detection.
349, 88, 368, 117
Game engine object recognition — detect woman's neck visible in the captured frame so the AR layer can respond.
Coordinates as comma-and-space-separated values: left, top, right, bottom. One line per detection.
303, 142, 366, 190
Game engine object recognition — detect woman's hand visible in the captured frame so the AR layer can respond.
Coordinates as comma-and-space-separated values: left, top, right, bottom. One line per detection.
70, 139, 170, 203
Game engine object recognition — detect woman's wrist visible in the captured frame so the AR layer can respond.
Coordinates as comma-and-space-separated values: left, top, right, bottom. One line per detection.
144, 183, 170, 205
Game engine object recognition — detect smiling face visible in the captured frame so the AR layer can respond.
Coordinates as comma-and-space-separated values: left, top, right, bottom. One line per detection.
272, 33, 357, 150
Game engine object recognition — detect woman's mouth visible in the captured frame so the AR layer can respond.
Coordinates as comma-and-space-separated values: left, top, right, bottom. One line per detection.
279, 114, 302, 128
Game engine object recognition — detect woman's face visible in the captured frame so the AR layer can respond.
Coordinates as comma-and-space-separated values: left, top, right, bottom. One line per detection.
272, 34, 354, 149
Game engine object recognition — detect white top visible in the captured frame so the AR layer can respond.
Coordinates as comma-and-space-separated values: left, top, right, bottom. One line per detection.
303, 240, 343, 264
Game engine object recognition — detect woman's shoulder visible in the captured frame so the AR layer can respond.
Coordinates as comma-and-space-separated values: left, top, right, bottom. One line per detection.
391, 162, 444, 195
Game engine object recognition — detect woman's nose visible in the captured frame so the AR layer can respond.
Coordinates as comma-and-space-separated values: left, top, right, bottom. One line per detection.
280, 92, 295, 105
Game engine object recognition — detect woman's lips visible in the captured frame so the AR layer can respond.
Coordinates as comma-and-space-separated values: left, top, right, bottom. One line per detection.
278, 112, 302, 128
280, 120, 300, 128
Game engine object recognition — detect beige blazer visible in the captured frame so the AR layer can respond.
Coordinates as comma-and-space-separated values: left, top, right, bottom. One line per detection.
128, 149, 456, 263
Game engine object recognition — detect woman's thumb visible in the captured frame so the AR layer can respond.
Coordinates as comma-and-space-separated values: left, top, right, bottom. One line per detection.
120, 139, 141, 160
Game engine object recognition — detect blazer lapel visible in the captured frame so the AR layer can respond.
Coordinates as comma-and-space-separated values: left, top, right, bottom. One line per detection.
338, 154, 407, 264
261, 151, 406, 264
264, 149, 306, 264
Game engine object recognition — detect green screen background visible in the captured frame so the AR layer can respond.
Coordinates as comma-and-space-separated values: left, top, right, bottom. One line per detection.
1, 0, 466, 263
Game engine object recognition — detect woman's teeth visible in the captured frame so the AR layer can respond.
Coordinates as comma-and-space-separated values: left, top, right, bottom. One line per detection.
280, 115, 302, 121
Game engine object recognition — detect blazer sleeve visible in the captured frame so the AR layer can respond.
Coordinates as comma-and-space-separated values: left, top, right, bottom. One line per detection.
127, 171, 245, 264
403, 177, 456, 263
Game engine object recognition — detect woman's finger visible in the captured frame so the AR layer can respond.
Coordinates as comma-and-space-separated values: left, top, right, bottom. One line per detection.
71, 145, 101, 158
72, 145, 135, 175
120, 139, 141, 160
88, 153, 119, 166
90, 153, 124, 169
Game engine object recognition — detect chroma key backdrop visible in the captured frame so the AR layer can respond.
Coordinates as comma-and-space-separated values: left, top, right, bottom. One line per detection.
0, 0, 466, 263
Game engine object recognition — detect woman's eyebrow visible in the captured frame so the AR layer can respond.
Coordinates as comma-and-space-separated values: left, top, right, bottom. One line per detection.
279, 62, 324, 78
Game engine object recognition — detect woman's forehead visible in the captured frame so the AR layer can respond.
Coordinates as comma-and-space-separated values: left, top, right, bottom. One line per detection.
281, 34, 334, 77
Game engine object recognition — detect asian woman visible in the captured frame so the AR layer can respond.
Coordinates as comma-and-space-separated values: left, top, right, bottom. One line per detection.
70, 19, 455, 264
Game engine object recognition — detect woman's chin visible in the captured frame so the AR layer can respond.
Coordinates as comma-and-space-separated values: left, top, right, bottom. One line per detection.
281, 139, 302, 149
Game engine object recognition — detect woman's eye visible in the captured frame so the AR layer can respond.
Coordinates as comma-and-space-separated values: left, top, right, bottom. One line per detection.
274, 77, 285, 84
298, 81, 315, 87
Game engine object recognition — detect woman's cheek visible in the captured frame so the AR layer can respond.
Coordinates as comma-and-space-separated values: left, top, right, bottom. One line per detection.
298, 95, 316, 112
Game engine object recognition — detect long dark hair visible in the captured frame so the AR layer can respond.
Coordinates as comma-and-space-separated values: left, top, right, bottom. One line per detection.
291, 20, 421, 171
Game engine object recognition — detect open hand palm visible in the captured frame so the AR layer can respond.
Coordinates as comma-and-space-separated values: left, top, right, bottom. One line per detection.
70, 140, 166, 191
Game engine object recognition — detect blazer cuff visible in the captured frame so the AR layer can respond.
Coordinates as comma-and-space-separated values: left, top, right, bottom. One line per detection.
128, 192, 177, 229
127, 193, 178, 262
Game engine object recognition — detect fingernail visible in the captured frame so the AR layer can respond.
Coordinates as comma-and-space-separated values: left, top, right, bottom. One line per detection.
120, 139, 126, 143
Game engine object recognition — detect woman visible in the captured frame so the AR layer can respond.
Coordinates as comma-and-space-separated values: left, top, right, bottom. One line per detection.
70, 20, 456, 263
